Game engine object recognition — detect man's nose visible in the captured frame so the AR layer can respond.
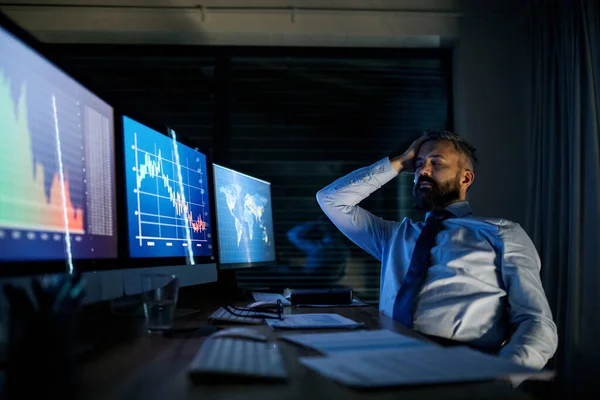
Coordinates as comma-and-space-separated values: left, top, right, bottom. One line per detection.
418, 165, 433, 177
414, 170, 431, 184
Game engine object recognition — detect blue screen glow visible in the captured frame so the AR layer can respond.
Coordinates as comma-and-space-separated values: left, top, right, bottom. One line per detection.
213, 164, 275, 265
0, 25, 117, 263
123, 116, 214, 259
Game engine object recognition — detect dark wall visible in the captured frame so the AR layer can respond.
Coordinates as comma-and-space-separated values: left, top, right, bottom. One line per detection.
49, 45, 451, 301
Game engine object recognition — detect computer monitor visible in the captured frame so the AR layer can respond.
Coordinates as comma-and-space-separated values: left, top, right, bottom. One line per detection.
0, 20, 117, 276
213, 164, 276, 270
120, 116, 217, 294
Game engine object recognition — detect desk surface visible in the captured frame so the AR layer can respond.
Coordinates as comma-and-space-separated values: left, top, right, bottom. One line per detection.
78, 302, 529, 400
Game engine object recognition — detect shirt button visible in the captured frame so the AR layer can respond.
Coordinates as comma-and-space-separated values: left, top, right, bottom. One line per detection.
378, 166, 384, 172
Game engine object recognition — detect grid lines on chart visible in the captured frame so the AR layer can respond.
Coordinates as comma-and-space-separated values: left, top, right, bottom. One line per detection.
214, 167, 274, 264
133, 131, 209, 243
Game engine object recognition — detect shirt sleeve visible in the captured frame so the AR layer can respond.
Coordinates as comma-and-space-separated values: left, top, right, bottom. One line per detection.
498, 222, 559, 370
316, 157, 398, 261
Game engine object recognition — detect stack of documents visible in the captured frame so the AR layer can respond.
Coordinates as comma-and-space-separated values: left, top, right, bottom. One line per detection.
265, 313, 363, 330
281, 329, 428, 355
251, 291, 368, 307
251, 292, 291, 306
299, 345, 554, 388
280, 329, 554, 387
294, 298, 368, 307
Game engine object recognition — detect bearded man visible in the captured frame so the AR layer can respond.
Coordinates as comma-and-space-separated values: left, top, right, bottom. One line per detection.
316, 130, 557, 370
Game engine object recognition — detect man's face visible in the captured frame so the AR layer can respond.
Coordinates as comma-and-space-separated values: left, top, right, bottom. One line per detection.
412, 140, 465, 212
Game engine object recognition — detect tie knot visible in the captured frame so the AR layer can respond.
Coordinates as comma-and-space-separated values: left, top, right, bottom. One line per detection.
427, 209, 454, 223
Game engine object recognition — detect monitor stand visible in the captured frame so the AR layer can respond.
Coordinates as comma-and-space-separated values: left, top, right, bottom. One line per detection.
217, 270, 249, 302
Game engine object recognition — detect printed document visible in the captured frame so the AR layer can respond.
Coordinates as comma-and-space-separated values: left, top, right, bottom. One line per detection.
265, 313, 363, 330
251, 292, 291, 306
300, 346, 554, 387
281, 329, 429, 355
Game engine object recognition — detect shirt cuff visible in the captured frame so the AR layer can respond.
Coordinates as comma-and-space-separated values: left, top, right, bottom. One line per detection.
372, 157, 399, 186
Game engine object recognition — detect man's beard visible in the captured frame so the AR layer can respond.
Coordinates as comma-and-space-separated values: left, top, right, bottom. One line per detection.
413, 173, 462, 212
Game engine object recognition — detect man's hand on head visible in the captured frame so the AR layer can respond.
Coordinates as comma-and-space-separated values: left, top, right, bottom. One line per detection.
389, 135, 428, 174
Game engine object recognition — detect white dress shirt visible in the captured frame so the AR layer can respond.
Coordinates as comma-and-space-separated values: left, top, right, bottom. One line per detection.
316, 157, 558, 370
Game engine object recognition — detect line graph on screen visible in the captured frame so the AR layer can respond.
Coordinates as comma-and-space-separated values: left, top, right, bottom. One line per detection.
132, 131, 209, 245
0, 69, 84, 234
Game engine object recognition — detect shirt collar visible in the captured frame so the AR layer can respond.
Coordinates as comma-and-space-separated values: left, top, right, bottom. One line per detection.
425, 201, 472, 219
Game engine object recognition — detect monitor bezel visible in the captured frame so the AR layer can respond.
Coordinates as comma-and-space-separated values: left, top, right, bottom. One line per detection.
212, 163, 278, 271
114, 112, 218, 270
0, 10, 120, 277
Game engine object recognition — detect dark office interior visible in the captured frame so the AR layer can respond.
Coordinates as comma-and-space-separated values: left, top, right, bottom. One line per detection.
0, 0, 599, 399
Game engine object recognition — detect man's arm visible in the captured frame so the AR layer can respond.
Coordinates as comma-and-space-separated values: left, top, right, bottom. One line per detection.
498, 223, 559, 370
316, 137, 426, 260
316, 158, 398, 261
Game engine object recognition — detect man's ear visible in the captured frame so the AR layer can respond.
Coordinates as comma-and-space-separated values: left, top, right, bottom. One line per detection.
462, 170, 475, 189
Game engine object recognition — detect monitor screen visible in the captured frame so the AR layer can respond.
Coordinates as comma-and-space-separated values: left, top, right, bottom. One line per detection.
213, 164, 276, 268
0, 25, 117, 262
122, 116, 214, 259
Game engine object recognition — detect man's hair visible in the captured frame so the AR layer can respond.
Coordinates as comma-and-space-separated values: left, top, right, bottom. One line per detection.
422, 130, 478, 171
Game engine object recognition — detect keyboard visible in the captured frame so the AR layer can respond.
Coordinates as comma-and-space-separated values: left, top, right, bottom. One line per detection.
188, 338, 288, 382
208, 306, 266, 324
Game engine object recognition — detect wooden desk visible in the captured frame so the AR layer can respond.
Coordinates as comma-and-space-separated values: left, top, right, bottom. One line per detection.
78, 303, 530, 400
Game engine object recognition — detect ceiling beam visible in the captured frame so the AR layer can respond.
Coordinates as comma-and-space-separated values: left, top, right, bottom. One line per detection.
0, 0, 520, 46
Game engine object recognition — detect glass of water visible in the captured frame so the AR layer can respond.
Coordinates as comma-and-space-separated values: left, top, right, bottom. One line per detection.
141, 274, 179, 333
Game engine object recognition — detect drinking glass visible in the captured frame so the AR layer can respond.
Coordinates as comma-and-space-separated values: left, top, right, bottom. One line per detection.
141, 274, 179, 333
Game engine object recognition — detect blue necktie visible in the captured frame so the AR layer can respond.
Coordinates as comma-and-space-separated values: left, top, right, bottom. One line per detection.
392, 209, 454, 328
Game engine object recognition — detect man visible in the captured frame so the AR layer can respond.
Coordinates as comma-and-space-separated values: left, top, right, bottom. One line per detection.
316, 130, 558, 370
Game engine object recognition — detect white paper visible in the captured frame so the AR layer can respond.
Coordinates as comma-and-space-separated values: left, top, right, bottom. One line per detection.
281, 329, 429, 355
300, 346, 555, 388
251, 292, 292, 306
265, 313, 363, 330
294, 298, 368, 307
